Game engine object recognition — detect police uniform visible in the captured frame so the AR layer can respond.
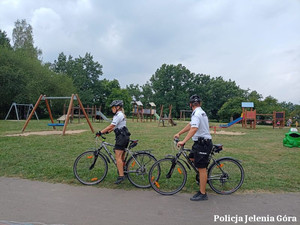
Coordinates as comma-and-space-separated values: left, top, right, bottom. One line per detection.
190, 107, 213, 168
111, 111, 130, 150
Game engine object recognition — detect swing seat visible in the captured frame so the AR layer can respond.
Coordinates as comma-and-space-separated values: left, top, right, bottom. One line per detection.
48, 123, 64, 126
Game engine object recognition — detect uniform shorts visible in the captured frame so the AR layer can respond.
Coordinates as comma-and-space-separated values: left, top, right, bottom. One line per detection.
189, 139, 213, 168
114, 134, 129, 151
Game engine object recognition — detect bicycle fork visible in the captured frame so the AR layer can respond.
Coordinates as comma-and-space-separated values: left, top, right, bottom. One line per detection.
89, 151, 99, 170
166, 158, 178, 178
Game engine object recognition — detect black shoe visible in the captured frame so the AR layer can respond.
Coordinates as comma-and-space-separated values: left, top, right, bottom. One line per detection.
190, 191, 208, 201
114, 176, 126, 184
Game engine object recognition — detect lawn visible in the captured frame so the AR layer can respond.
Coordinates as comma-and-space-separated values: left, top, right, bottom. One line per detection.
0, 119, 299, 193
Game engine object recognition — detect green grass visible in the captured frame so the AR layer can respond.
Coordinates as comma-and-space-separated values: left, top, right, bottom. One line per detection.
0, 119, 299, 193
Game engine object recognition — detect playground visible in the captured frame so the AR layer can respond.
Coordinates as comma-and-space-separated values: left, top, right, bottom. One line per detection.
0, 119, 299, 194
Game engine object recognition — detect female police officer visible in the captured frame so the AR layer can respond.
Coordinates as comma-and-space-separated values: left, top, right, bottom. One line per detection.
98, 100, 131, 184
174, 95, 212, 201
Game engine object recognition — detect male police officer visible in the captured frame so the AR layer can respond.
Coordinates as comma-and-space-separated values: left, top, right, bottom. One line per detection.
174, 95, 212, 201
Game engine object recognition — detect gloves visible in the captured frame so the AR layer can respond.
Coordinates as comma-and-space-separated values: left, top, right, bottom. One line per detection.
96, 131, 109, 136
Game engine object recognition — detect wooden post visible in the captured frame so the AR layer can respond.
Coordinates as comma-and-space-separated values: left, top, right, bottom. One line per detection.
22, 94, 43, 133
76, 94, 94, 134
158, 105, 164, 126
168, 105, 172, 125
63, 94, 75, 135
45, 97, 56, 130
63, 103, 66, 115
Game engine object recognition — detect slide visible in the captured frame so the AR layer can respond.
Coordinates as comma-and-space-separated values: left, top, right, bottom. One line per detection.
99, 111, 111, 122
219, 117, 243, 128
154, 113, 160, 120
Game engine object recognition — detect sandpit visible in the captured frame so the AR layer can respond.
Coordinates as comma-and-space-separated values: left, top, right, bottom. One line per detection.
211, 130, 245, 135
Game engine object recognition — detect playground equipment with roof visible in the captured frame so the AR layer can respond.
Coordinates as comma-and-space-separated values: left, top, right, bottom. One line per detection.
131, 101, 157, 122
22, 94, 94, 135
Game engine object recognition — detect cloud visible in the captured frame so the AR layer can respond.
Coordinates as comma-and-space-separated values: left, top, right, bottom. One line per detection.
0, 0, 299, 104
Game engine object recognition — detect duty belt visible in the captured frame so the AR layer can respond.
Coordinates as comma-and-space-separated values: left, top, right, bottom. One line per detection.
197, 137, 212, 145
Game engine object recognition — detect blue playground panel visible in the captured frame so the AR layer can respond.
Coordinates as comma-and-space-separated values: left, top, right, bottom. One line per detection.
48, 123, 64, 126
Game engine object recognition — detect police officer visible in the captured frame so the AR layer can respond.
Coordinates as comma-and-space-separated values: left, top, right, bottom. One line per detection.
98, 100, 131, 184
174, 95, 212, 201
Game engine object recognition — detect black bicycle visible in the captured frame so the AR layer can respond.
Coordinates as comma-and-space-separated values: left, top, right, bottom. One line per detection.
74, 133, 157, 188
148, 139, 244, 195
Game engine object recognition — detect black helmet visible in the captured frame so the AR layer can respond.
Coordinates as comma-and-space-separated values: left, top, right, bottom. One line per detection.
189, 94, 201, 103
110, 100, 123, 107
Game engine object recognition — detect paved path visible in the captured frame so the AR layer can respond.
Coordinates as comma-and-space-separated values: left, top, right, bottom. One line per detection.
0, 177, 299, 225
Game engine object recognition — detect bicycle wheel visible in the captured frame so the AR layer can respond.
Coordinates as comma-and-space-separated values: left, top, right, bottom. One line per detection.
149, 158, 187, 195
73, 150, 108, 185
208, 158, 244, 195
126, 152, 157, 188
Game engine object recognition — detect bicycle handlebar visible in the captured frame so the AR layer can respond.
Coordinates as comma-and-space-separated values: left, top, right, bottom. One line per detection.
95, 132, 106, 139
173, 138, 184, 149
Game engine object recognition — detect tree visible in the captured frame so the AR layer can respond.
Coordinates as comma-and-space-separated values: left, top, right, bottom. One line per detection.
192, 76, 246, 119
96, 79, 121, 114
218, 97, 245, 122
259, 96, 281, 114
52, 52, 103, 105
126, 84, 142, 101
140, 81, 154, 105
12, 19, 42, 59
0, 29, 11, 48
106, 88, 132, 115
0, 46, 75, 118
247, 90, 263, 102
289, 105, 300, 122
150, 64, 194, 117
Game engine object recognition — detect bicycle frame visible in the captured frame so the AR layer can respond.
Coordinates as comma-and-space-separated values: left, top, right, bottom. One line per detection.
149, 140, 244, 195
166, 144, 221, 180
95, 136, 149, 172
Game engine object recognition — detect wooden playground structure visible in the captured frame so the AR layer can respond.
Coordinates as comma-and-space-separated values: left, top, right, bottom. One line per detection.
241, 102, 285, 129
131, 101, 157, 122
179, 110, 192, 121
62, 105, 110, 123
22, 94, 94, 135
158, 105, 177, 127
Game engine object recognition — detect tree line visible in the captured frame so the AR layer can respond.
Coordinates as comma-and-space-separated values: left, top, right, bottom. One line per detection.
1, 19, 299, 123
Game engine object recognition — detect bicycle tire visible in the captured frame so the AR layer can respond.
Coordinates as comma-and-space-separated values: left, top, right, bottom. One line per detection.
73, 150, 108, 185
208, 157, 244, 195
126, 152, 157, 188
149, 158, 187, 195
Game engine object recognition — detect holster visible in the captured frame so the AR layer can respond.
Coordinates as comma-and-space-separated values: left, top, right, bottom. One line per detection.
198, 137, 212, 146
114, 127, 131, 136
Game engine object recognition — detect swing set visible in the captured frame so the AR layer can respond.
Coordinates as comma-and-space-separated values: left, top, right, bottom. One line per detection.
21, 94, 94, 135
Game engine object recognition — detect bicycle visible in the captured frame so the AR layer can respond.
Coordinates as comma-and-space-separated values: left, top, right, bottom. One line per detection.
73, 133, 157, 188
148, 139, 244, 195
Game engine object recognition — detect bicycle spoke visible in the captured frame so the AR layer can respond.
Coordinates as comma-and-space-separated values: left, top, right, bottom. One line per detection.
126, 152, 157, 188
73, 151, 108, 185
149, 158, 187, 195
208, 158, 244, 194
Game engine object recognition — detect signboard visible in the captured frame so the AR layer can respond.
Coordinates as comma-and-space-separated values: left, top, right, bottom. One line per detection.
241, 102, 254, 108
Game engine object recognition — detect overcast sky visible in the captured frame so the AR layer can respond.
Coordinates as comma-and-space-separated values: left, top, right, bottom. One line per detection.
1, 0, 299, 104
